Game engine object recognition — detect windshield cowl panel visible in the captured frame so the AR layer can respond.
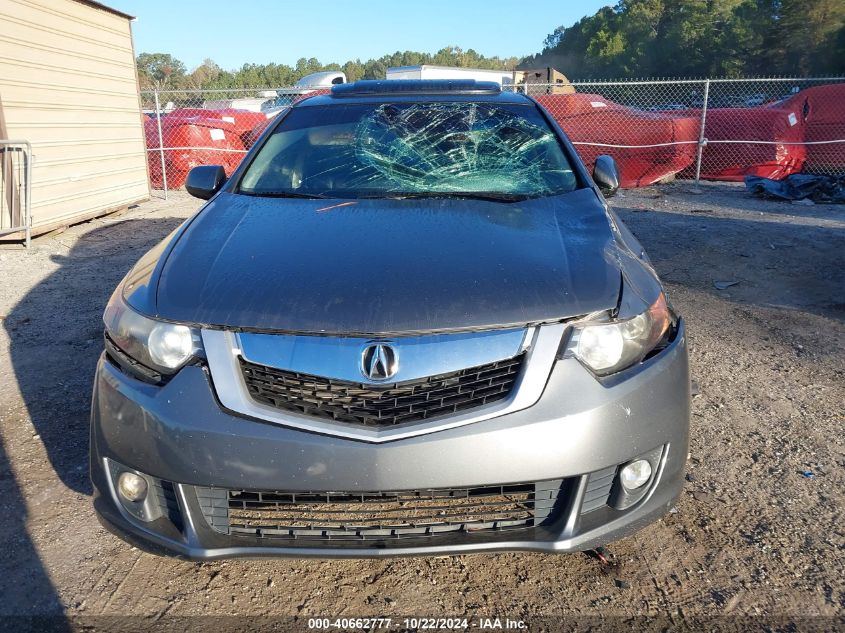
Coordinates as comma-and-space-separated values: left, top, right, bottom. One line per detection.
238, 101, 579, 200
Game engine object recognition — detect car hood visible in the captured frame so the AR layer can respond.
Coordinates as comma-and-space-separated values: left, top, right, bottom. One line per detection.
137, 190, 622, 334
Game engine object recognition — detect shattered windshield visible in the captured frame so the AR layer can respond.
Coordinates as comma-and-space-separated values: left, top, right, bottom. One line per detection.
238, 101, 578, 199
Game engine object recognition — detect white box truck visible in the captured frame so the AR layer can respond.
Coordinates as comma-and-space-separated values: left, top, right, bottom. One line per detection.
385, 65, 513, 87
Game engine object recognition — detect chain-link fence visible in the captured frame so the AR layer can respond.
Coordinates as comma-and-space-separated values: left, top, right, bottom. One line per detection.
141, 77, 845, 195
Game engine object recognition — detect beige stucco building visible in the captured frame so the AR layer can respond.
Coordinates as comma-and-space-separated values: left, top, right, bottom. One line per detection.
0, 0, 149, 241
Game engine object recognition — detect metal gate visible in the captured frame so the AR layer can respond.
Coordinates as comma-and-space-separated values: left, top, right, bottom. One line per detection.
0, 140, 32, 248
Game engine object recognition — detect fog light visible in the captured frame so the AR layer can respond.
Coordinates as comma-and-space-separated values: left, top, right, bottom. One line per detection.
620, 459, 652, 490
118, 471, 148, 501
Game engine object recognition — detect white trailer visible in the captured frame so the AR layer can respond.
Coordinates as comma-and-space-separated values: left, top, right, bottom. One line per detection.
204, 72, 347, 113
386, 65, 513, 87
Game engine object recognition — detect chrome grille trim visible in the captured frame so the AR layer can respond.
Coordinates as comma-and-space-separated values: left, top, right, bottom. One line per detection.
236, 327, 530, 385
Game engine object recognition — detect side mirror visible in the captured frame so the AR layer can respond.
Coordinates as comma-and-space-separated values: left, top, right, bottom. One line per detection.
592, 155, 620, 197
185, 165, 227, 200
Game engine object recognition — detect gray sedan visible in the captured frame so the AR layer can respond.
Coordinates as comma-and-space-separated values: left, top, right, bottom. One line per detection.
90, 79, 689, 558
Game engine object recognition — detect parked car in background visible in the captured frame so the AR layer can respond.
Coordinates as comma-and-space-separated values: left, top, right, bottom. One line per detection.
92, 80, 690, 559
645, 103, 687, 112
535, 93, 699, 187
745, 93, 769, 107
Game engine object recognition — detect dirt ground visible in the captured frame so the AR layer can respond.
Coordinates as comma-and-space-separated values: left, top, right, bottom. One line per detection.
0, 182, 842, 631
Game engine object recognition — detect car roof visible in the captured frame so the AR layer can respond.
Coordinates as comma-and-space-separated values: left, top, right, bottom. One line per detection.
295, 79, 532, 107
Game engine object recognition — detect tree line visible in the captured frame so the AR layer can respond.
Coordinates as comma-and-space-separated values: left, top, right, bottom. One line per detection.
136, 47, 520, 91
524, 0, 845, 78
136, 0, 845, 92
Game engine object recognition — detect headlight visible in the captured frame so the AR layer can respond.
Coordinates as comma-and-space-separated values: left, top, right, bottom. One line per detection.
562, 293, 672, 376
103, 289, 202, 379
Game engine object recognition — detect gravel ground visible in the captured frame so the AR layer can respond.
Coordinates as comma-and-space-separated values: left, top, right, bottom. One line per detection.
0, 182, 842, 631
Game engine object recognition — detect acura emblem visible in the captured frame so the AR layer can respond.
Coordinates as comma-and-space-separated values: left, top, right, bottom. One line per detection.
361, 343, 398, 381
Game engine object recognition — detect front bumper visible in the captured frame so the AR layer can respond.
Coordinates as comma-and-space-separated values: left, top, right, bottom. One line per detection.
90, 322, 690, 559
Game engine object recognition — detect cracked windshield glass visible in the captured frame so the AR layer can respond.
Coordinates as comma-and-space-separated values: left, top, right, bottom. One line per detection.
238, 102, 578, 200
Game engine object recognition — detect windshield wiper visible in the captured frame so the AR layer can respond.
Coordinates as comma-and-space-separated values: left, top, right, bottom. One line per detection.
360, 192, 530, 203
238, 190, 328, 199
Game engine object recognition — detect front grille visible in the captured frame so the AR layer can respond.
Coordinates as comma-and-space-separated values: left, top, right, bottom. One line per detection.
197, 480, 565, 541
239, 354, 524, 428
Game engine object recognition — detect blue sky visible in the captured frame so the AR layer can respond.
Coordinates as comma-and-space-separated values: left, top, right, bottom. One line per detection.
107, 0, 611, 71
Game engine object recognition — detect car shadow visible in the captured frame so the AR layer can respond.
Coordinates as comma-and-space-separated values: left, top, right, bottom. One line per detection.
5, 217, 185, 495
0, 431, 69, 623
1, 217, 184, 621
